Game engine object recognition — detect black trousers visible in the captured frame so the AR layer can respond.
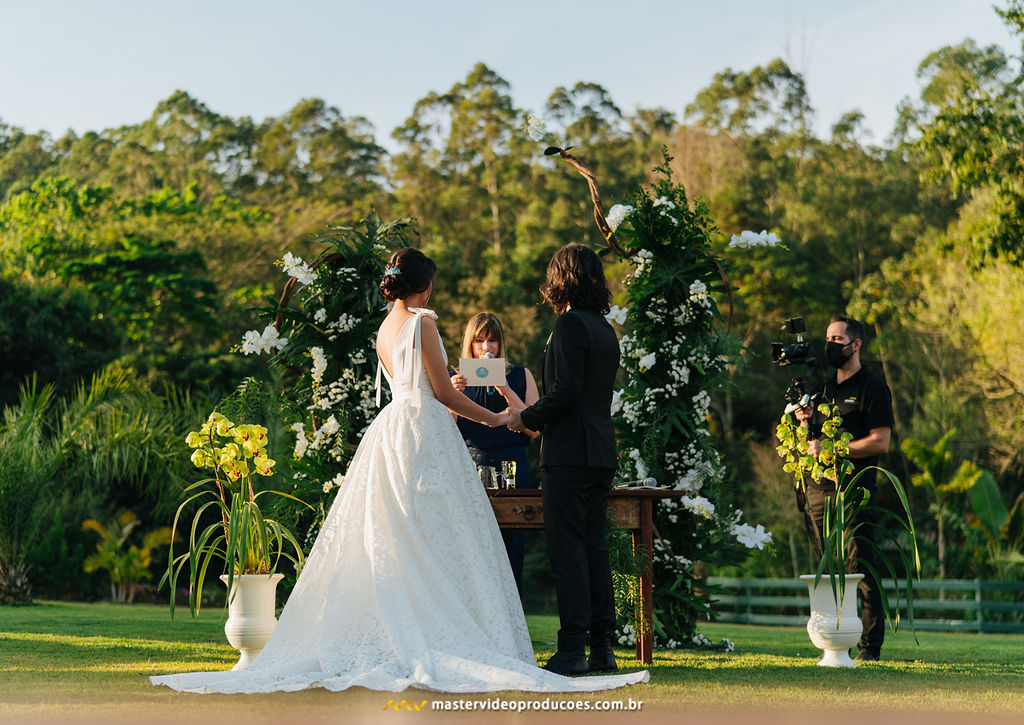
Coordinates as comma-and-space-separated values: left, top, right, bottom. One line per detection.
800, 482, 885, 655
541, 465, 616, 654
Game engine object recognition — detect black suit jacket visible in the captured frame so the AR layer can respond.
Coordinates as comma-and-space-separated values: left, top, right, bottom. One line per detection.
519, 309, 619, 469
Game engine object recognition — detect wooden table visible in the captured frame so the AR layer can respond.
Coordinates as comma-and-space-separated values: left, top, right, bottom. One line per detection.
488, 487, 684, 665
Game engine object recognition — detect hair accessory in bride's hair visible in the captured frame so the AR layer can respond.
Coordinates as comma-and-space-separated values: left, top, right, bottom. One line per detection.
384, 266, 401, 276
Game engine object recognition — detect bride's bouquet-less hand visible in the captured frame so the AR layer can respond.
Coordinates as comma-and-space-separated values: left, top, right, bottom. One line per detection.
163, 412, 312, 617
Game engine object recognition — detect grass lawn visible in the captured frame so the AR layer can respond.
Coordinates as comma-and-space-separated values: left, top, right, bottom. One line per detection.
1, 601, 1023, 723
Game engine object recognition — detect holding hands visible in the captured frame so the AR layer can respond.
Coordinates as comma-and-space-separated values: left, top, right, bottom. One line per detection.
506, 407, 525, 433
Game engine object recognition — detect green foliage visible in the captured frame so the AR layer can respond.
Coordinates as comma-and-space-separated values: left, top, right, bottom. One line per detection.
0, 365, 193, 604
0, 277, 120, 408
605, 153, 766, 644
965, 463, 1024, 578
82, 511, 174, 603
901, 430, 988, 578
58, 236, 219, 351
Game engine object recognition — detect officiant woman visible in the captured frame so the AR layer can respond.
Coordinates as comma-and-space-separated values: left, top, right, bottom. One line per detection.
450, 312, 539, 596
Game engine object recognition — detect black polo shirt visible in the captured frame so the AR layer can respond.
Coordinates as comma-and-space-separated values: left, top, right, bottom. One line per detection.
811, 366, 894, 490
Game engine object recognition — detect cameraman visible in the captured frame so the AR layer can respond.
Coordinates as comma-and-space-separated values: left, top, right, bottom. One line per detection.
795, 314, 894, 662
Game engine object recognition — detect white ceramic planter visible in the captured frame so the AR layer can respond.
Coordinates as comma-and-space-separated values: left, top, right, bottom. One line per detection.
800, 573, 864, 668
219, 573, 284, 670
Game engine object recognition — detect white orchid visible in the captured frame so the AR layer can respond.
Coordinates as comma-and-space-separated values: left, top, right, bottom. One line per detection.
605, 305, 628, 325
606, 204, 634, 232
730, 521, 772, 549
282, 252, 317, 285
525, 114, 548, 142
310, 346, 327, 384
240, 325, 288, 356
728, 229, 780, 248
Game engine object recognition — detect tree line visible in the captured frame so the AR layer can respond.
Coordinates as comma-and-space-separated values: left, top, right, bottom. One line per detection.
0, 2, 1021, 601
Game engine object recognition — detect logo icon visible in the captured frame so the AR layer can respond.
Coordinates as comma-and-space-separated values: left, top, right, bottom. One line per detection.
476, 366, 489, 379
383, 700, 428, 711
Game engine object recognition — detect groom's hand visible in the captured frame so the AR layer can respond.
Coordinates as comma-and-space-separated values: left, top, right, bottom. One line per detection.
506, 407, 524, 433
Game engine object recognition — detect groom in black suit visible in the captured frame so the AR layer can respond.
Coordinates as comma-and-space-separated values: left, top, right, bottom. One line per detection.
507, 243, 620, 675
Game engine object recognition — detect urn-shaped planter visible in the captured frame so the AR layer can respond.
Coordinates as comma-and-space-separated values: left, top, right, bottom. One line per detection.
800, 573, 863, 668
219, 573, 284, 670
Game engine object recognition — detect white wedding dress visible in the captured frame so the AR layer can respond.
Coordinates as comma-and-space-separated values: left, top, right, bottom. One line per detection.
151, 309, 648, 694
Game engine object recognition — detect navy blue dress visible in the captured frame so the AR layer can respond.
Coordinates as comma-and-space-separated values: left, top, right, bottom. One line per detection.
454, 365, 534, 597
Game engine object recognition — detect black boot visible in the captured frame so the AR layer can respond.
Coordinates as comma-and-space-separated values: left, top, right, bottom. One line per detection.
587, 632, 618, 672
543, 650, 590, 675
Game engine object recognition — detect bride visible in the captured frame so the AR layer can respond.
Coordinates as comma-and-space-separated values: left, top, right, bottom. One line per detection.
151, 248, 648, 694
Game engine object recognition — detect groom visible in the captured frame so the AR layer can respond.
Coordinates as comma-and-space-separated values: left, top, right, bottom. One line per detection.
507, 243, 620, 675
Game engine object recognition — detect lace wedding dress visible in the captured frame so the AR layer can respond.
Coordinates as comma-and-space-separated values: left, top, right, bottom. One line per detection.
151, 309, 648, 694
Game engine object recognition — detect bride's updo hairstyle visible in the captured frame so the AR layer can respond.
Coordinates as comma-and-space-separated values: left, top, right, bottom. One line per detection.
379, 248, 437, 302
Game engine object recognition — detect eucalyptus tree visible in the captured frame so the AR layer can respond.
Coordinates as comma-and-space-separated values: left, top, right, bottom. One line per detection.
0, 125, 56, 202
896, 6, 1024, 264
391, 63, 544, 349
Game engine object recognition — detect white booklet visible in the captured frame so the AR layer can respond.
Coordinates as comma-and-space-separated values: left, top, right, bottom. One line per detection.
459, 357, 507, 387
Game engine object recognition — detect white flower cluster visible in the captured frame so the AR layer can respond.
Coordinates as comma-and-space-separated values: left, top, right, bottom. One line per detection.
652, 195, 679, 225
321, 472, 345, 494
688, 280, 712, 310
630, 249, 654, 278
729, 229, 780, 248
731, 521, 772, 550
525, 114, 547, 142
692, 390, 712, 426
673, 302, 695, 326
680, 494, 715, 519
616, 623, 637, 646
627, 448, 649, 480
666, 464, 703, 493
291, 422, 309, 459
606, 204, 634, 232
241, 325, 288, 355
282, 252, 317, 285
637, 351, 656, 372
326, 313, 360, 341
313, 308, 327, 323
667, 354, 690, 387
306, 414, 342, 462
310, 346, 327, 384
644, 296, 668, 322
605, 305, 628, 325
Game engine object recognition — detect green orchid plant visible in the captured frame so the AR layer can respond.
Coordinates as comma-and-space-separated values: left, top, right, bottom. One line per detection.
776, 403, 921, 631
164, 411, 311, 617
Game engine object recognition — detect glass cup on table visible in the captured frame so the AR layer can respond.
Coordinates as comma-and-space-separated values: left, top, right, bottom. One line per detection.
477, 465, 497, 489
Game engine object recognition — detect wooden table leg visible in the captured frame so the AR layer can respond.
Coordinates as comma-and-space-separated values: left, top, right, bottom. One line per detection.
635, 497, 654, 665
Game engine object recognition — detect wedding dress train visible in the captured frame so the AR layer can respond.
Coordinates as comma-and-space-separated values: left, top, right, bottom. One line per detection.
151, 309, 648, 694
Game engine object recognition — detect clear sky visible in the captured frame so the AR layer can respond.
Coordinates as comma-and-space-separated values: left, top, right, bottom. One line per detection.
0, 0, 1017, 150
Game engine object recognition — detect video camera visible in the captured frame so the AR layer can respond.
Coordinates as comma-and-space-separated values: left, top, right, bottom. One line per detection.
770, 317, 818, 414
770, 317, 814, 367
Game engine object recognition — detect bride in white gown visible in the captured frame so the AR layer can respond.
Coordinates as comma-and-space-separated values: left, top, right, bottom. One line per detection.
151, 249, 648, 694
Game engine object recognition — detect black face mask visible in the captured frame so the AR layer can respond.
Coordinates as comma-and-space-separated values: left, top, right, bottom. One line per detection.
825, 341, 853, 368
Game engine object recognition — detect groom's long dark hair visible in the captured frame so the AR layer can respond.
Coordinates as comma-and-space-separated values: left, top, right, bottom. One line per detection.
540, 243, 611, 316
